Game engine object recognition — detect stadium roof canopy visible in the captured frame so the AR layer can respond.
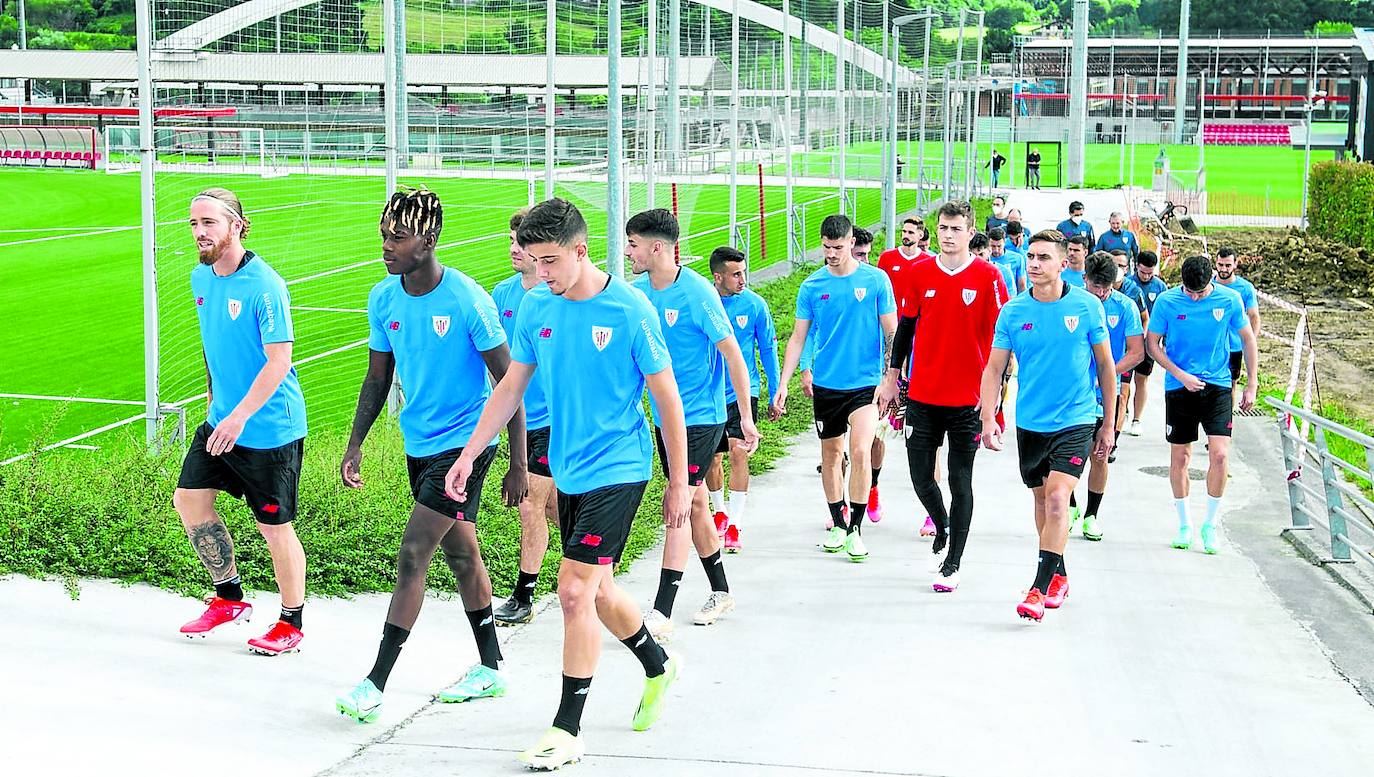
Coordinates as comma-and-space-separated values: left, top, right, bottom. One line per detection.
0, 50, 724, 90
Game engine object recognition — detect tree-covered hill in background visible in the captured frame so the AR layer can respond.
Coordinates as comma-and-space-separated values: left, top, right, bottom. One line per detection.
1, 0, 1370, 57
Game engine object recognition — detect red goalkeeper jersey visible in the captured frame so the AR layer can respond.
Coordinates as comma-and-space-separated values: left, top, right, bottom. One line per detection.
877, 247, 928, 315
898, 255, 1009, 407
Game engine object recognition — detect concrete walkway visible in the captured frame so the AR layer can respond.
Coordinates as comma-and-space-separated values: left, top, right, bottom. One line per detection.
7, 188, 1372, 776
9, 367, 1373, 777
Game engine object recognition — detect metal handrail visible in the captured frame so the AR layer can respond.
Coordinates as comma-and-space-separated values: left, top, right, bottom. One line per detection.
1268, 397, 1374, 565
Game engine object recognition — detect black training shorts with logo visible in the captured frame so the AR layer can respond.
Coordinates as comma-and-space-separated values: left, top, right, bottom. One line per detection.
1164, 385, 1234, 444
1135, 352, 1156, 377
558, 481, 649, 567
655, 424, 724, 486
1015, 424, 1095, 489
527, 425, 553, 478
812, 385, 877, 440
904, 399, 981, 455
406, 444, 498, 522
716, 397, 760, 453
177, 421, 304, 525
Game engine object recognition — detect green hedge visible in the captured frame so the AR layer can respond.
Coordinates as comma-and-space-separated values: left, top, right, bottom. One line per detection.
0, 266, 819, 600
1308, 160, 1374, 253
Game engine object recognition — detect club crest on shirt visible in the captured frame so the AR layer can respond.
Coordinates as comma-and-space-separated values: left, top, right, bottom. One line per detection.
227, 298, 242, 321
1063, 315, 1080, 333
962, 289, 977, 306
433, 315, 451, 337
592, 326, 613, 351
1148, 292, 1158, 301
664, 308, 679, 327
1108, 314, 1120, 327
1212, 308, 1225, 321
735, 315, 749, 329
854, 288, 867, 302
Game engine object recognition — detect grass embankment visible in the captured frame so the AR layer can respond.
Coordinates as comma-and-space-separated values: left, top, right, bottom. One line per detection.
0, 266, 820, 600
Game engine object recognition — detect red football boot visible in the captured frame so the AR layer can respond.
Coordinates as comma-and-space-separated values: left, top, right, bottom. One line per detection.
867, 487, 883, 523
723, 524, 742, 554
247, 620, 304, 656
1044, 574, 1070, 609
713, 511, 729, 539
1017, 589, 1047, 622
180, 596, 252, 638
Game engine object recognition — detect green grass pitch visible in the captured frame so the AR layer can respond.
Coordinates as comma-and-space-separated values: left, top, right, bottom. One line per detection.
0, 166, 881, 457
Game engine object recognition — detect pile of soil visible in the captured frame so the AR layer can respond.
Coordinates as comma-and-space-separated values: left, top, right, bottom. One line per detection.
1202, 228, 1374, 299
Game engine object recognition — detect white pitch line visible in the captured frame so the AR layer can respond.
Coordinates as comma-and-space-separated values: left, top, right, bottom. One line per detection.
0, 393, 144, 406
287, 232, 508, 286
0, 201, 328, 249
167, 337, 371, 411
0, 411, 145, 466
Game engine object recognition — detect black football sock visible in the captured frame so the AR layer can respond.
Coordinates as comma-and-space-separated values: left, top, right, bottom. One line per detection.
621, 624, 668, 678
700, 550, 729, 593
653, 569, 683, 617
552, 675, 593, 736
214, 576, 243, 602
365, 622, 410, 691
466, 605, 503, 670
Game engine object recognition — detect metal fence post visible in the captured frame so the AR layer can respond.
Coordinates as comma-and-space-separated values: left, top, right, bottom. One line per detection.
1313, 426, 1352, 561
1277, 413, 1309, 529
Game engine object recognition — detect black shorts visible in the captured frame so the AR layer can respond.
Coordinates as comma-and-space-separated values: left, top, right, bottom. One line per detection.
1165, 385, 1233, 444
1135, 353, 1155, 377
527, 425, 552, 478
1119, 371, 1133, 384
655, 424, 724, 487
176, 422, 304, 525
406, 444, 498, 522
1016, 424, 1095, 489
812, 385, 876, 440
717, 397, 760, 453
558, 481, 648, 566
903, 399, 981, 455
1229, 351, 1243, 383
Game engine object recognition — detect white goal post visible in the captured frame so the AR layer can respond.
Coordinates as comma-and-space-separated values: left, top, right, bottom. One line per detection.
103, 125, 283, 177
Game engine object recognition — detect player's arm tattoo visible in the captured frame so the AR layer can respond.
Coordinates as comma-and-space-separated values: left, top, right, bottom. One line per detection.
349, 351, 395, 448
883, 329, 895, 367
188, 520, 237, 583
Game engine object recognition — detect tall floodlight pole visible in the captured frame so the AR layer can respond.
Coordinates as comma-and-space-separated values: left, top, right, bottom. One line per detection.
881, 1, 889, 226
608, 1, 625, 276
545, 0, 556, 199
729, 0, 740, 246
919, 9, 932, 202
1300, 90, 1325, 228
1173, 0, 1191, 144
647, 0, 658, 207
887, 15, 920, 248
1068, 0, 1088, 187
668, 0, 681, 175
541, 0, 556, 198
968, 10, 985, 198
837, 0, 847, 215
783, 0, 794, 264
18, 0, 27, 49
135, 0, 159, 446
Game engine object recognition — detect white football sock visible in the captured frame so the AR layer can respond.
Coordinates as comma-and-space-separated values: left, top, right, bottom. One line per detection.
1203, 495, 1223, 528
1175, 497, 1191, 529
728, 490, 748, 528
709, 489, 726, 515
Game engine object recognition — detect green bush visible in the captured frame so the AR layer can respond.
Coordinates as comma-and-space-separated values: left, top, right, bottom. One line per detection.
0, 267, 818, 600
1307, 160, 1374, 254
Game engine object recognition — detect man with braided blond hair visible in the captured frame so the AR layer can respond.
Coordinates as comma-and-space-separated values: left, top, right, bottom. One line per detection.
335, 187, 529, 723
175, 187, 311, 656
